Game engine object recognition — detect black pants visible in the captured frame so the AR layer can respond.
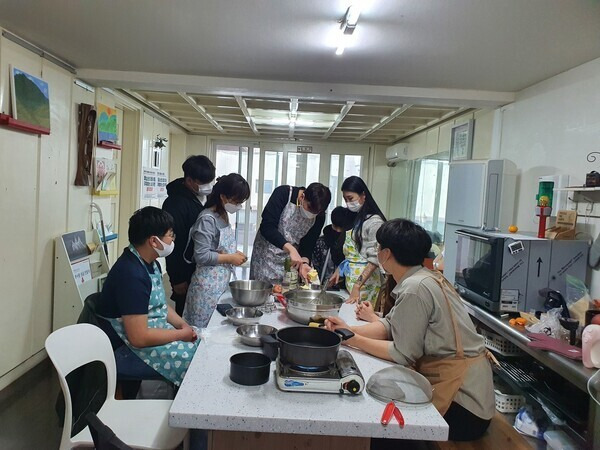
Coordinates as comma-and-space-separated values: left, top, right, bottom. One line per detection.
444, 401, 491, 441
370, 402, 491, 449
171, 291, 186, 316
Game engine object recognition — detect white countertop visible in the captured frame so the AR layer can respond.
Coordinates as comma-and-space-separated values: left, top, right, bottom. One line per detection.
169, 291, 449, 441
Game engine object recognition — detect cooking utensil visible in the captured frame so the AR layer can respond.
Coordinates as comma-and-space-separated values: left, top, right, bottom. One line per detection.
236, 324, 278, 347
283, 289, 344, 325
381, 401, 404, 428
366, 366, 433, 405
226, 307, 263, 326
229, 280, 272, 306
229, 352, 271, 386
260, 326, 354, 366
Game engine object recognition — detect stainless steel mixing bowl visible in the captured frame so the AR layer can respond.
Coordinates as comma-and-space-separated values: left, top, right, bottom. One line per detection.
236, 324, 278, 347
229, 280, 272, 306
283, 289, 345, 325
226, 307, 264, 326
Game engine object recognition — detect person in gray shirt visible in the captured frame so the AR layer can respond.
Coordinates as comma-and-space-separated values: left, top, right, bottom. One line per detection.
183, 174, 250, 328
326, 219, 495, 442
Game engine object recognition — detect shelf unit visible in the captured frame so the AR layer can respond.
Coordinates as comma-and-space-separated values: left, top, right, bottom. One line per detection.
97, 140, 122, 150
554, 186, 600, 192
53, 230, 110, 331
0, 113, 50, 135
464, 300, 600, 448
553, 186, 600, 219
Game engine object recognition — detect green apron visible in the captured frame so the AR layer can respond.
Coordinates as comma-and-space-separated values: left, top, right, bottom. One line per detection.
105, 245, 198, 386
342, 230, 382, 306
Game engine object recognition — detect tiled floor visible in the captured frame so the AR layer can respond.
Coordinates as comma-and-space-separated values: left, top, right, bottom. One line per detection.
0, 359, 62, 450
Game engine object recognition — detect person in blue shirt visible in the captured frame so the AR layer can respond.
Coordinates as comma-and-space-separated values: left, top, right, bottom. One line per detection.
97, 207, 198, 386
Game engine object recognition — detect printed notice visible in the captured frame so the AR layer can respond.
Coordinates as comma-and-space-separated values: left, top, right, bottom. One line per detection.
72, 258, 92, 286
143, 168, 157, 199
156, 170, 168, 198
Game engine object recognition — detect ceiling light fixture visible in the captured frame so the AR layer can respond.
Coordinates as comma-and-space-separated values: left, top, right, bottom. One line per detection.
336, 3, 362, 56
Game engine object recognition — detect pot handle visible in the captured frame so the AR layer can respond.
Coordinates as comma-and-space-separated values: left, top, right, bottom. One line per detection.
260, 333, 279, 361
334, 328, 355, 340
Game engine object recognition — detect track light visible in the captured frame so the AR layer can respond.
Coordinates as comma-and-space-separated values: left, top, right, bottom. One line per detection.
336, 3, 362, 55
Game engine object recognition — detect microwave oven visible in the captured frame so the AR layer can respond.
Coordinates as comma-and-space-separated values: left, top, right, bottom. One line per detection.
454, 229, 588, 313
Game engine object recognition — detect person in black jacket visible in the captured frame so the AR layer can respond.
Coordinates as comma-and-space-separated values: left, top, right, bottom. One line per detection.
162, 155, 215, 315
250, 183, 331, 283
311, 206, 356, 282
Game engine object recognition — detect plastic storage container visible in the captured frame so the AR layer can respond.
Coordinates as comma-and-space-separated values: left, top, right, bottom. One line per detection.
494, 388, 525, 413
481, 328, 522, 356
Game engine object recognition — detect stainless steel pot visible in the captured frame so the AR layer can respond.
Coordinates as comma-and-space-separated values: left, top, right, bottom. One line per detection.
283, 289, 345, 325
229, 280, 272, 306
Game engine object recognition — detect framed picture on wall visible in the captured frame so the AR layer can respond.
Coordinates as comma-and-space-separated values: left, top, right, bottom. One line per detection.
450, 119, 474, 161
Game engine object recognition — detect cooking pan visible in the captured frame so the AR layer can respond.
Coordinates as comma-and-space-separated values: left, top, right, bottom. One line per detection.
283, 289, 345, 325
260, 326, 354, 368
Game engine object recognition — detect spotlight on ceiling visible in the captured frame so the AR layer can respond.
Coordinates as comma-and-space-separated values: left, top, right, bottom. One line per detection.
336, 4, 362, 56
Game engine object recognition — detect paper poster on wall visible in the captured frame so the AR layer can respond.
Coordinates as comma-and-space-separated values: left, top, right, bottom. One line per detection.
97, 103, 118, 143
62, 231, 89, 262
10, 65, 51, 130
143, 168, 157, 199
94, 157, 118, 194
156, 170, 168, 198
71, 258, 92, 286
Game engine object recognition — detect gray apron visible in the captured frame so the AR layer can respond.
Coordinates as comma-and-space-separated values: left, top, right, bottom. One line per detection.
250, 187, 315, 284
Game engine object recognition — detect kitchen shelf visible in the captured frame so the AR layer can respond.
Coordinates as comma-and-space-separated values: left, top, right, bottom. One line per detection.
0, 113, 50, 135
554, 186, 600, 192
97, 140, 121, 150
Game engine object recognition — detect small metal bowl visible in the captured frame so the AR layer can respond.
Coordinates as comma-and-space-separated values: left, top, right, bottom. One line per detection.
236, 324, 278, 347
226, 307, 263, 326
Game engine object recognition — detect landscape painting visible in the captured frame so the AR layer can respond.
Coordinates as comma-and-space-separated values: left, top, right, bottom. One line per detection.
10, 66, 50, 129
97, 103, 118, 143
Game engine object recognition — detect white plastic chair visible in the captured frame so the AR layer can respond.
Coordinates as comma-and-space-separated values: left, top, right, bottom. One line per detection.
45, 323, 189, 450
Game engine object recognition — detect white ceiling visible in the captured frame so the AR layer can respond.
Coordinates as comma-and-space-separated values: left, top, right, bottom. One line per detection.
1, 0, 599, 93
126, 90, 468, 143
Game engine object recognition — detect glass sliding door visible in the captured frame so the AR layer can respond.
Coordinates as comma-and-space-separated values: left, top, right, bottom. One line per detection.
327, 153, 363, 219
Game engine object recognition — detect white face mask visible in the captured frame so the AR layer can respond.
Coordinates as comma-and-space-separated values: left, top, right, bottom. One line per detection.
300, 203, 317, 220
197, 182, 213, 195
153, 236, 174, 258
224, 202, 244, 214
377, 250, 388, 275
346, 200, 362, 212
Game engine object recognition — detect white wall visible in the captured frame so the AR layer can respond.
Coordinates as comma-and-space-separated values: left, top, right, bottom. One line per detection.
498, 56, 600, 296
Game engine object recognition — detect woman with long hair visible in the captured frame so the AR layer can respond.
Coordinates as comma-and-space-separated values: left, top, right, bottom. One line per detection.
329, 176, 386, 304
183, 173, 250, 328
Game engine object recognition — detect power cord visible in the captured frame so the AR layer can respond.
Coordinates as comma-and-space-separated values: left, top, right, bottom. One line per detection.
587, 369, 600, 407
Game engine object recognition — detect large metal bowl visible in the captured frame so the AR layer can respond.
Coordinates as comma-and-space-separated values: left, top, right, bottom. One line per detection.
236, 324, 278, 347
226, 307, 264, 326
283, 289, 345, 325
229, 280, 272, 306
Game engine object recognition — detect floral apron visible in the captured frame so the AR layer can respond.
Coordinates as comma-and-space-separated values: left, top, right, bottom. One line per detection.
414, 273, 492, 415
341, 229, 382, 305
184, 220, 236, 328
250, 187, 315, 284
105, 245, 198, 386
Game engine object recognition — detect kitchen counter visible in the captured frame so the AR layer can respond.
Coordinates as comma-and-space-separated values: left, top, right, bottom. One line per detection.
169, 291, 449, 442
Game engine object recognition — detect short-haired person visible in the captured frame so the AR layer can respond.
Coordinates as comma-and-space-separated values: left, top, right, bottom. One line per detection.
329, 176, 386, 305
96, 207, 199, 386
250, 183, 332, 283
183, 173, 250, 328
311, 206, 356, 281
325, 219, 495, 441
163, 155, 216, 316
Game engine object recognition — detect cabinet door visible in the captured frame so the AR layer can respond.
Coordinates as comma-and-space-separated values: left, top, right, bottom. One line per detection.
446, 162, 485, 227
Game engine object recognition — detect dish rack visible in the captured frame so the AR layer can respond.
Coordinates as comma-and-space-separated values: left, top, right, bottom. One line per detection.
481, 328, 522, 356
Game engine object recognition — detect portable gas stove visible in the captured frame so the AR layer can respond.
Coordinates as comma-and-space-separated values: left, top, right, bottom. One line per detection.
276, 349, 364, 395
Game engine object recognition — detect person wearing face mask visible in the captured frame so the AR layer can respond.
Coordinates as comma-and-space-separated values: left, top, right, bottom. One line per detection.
162, 155, 216, 316
183, 173, 250, 328
325, 219, 495, 442
328, 176, 386, 304
96, 207, 199, 386
250, 183, 332, 284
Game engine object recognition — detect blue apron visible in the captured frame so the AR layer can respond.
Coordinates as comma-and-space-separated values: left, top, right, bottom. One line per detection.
105, 245, 198, 386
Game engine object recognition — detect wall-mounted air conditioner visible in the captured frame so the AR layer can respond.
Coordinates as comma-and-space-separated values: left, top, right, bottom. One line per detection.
385, 143, 408, 167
